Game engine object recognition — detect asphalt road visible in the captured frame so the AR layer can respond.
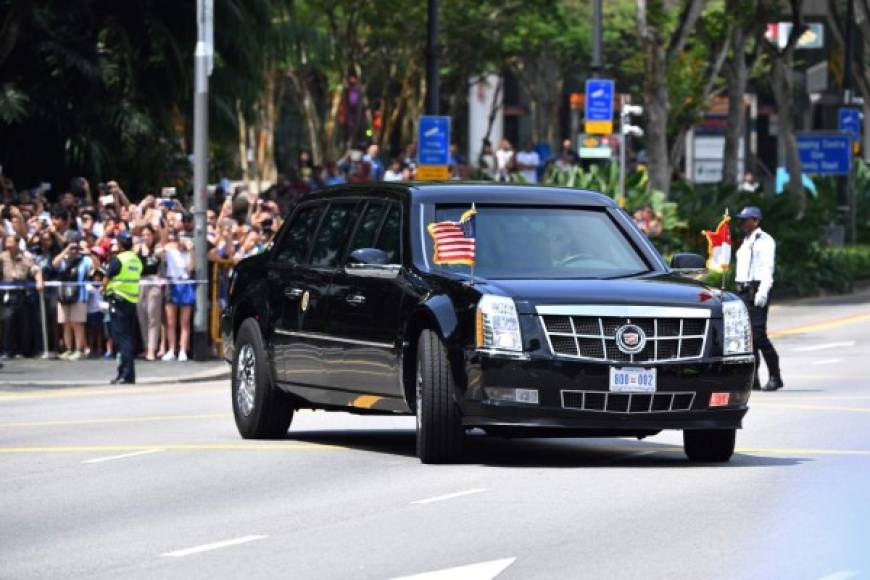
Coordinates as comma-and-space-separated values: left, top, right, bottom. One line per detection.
2, 293, 870, 580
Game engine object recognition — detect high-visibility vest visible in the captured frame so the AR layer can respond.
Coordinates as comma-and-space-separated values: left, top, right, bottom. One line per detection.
106, 251, 142, 304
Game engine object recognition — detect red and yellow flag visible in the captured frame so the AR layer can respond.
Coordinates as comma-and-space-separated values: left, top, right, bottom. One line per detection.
702, 211, 731, 273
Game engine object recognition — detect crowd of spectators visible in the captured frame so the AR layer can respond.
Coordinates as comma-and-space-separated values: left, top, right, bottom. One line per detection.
0, 175, 282, 362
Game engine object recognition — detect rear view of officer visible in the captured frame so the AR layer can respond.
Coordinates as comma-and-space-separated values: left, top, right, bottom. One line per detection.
104, 231, 142, 384
735, 206, 783, 391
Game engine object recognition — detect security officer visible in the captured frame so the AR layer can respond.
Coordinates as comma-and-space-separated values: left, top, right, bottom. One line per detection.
735, 206, 783, 391
104, 231, 142, 384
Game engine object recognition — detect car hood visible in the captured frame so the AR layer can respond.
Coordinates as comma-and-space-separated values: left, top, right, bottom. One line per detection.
480, 274, 726, 315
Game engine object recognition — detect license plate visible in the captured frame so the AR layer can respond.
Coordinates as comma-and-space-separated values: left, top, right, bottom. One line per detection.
609, 367, 657, 393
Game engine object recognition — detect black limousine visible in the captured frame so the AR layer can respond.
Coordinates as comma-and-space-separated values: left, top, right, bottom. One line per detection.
222, 184, 755, 463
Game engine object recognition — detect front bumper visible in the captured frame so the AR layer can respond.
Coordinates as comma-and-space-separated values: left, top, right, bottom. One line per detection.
461, 352, 754, 432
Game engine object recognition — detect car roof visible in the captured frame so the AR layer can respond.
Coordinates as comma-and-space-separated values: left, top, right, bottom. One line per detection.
301, 182, 616, 207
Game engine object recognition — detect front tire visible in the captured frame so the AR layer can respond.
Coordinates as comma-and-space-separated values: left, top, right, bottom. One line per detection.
683, 429, 736, 463
232, 318, 293, 439
415, 330, 464, 464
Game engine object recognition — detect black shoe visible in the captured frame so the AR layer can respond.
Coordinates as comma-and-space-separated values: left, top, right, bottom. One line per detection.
762, 376, 784, 391
110, 377, 135, 385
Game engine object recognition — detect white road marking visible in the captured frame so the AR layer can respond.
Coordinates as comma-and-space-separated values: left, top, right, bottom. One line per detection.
390, 557, 516, 580
82, 449, 163, 464
411, 488, 488, 505
812, 358, 842, 366
161, 535, 268, 558
792, 341, 855, 353
818, 571, 859, 580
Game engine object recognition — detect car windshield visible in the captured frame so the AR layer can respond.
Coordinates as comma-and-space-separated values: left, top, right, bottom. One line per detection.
427, 206, 650, 279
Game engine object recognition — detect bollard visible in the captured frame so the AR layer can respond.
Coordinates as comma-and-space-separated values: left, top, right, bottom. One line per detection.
38, 289, 56, 360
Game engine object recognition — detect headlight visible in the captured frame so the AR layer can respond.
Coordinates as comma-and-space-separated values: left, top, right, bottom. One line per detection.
723, 300, 752, 355
475, 295, 522, 353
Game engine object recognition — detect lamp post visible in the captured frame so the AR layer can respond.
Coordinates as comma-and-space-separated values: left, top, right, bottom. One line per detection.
192, 0, 212, 360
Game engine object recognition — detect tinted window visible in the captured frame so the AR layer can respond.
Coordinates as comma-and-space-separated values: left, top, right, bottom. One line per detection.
429, 206, 648, 279
348, 202, 387, 252
310, 202, 357, 267
374, 204, 401, 264
274, 204, 322, 265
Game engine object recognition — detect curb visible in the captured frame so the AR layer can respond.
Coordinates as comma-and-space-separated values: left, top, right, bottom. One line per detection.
0, 365, 230, 388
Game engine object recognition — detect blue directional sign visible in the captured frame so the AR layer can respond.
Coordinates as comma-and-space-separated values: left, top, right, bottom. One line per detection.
797, 133, 851, 175
838, 108, 862, 142
584, 79, 614, 134
418, 116, 451, 165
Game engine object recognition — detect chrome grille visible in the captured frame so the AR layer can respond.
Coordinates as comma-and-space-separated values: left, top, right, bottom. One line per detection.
540, 315, 709, 363
561, 390, 696, 413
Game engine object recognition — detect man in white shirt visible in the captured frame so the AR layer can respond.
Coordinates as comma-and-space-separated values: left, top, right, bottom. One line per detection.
735, 206, 782, 391
515, 141, 540, 184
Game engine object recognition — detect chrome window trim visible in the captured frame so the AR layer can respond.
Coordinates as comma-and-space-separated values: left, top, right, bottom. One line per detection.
274, 329, 395, 350
536, 305, 712, 318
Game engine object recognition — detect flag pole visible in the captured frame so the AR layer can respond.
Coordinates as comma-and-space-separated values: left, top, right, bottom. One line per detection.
469, 202, 476, 286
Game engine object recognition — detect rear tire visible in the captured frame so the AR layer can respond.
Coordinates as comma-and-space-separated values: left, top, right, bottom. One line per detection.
683, 429, 735, 463
415, 330, 464, 464
232, 318, 293, 439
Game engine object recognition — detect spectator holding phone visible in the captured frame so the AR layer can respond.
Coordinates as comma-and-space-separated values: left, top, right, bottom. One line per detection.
161, 234, 195, 362
52, 233, 94, 360
0, 234, 44, 358
135, 225, 163, 361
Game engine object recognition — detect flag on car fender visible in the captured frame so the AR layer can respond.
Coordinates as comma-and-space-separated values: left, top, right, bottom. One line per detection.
428, 205, 476, 266
702, 211, 731, 273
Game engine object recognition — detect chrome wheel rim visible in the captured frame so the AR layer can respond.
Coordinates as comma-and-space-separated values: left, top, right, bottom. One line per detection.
236, 344, 256, 417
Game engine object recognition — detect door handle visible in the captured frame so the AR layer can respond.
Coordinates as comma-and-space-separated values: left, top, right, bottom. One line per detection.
345, 294, 366, 306
284, 287, 304, 299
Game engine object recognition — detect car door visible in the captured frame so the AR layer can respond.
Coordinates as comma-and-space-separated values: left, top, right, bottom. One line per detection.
326, 200, 406, 397
297, 199, 361, 389
267, 201, 325, 386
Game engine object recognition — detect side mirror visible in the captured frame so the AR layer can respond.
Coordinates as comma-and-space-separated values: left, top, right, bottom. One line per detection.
345, 248, 401, 279
670, 253, 706, 273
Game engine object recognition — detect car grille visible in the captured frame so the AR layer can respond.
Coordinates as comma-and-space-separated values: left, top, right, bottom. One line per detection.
561, 390, 696, 413
540, 315, 709, 363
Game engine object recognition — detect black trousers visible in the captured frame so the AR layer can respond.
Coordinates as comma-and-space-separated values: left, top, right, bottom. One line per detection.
110, 298, 137, 383
739, 291, 781, 383
2, 292, 36, 356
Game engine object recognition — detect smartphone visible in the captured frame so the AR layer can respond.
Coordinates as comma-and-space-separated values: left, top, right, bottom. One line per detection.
161, 187, 177, 198
100, 194, 115, 206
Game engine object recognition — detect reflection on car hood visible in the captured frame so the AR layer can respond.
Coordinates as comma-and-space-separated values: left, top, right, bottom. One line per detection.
479, 274, 724, 315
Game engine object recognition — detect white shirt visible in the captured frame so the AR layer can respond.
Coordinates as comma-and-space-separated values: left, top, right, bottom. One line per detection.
515, 150, 540, 184
164, 247, 192, 281
735, 227, 775, 300
383, 169, 403, 182
495, 149, 514, 181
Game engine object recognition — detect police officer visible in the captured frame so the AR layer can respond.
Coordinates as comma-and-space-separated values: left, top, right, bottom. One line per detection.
735, 206, 783, 391
104, 231, 142, 384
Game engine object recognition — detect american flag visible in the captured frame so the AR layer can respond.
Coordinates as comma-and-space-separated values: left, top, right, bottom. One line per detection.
427, 206, 477, 266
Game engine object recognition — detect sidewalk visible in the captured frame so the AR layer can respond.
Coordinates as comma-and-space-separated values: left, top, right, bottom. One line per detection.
0, 357, 230, 389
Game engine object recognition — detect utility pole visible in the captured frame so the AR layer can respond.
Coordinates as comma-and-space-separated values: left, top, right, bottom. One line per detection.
426, 0, 439, 114
192, 0, 213, 360
591, 0, 603, 78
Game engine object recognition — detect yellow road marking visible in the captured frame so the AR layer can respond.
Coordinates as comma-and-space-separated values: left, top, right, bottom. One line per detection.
769, 312, 870, 338
751, 402, 870, 414
0, 413, 230, 428
0, 385, 223, 402
737, 447, 870, 457
0, 443, 345, 454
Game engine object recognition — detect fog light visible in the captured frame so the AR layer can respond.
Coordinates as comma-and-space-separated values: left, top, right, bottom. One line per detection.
709, 392, 731, 407
484, 388, 539, 405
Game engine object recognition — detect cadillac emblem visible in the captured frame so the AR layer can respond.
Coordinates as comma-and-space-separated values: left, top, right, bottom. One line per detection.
615, 324, 646, 355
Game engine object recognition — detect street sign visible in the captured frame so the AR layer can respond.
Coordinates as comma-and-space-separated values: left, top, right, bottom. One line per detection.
418, 115, 451, 166
838, 108, 862, 142
796, 133, 851, 175
578, 134, 613, 159
416, 165, 449, 181
584, 79, 614, 135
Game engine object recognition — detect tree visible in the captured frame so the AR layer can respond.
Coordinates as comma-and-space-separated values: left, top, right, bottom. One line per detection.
636, 0, 708, 194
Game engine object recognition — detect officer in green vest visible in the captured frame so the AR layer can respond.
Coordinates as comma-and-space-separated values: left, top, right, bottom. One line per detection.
104, 231, 142, 384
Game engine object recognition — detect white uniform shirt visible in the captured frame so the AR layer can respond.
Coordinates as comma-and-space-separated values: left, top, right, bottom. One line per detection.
735, 227, 775, 301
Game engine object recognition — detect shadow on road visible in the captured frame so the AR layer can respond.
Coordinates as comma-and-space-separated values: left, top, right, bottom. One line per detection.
288, 429, 810, 469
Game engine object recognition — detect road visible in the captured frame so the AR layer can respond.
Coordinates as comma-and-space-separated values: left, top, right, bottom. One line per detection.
2, 293, 870, 580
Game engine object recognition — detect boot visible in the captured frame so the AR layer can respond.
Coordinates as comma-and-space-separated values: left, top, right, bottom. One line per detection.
762, 376, 784, 391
